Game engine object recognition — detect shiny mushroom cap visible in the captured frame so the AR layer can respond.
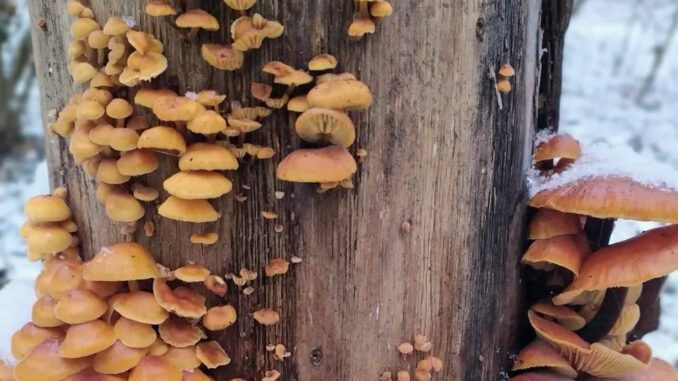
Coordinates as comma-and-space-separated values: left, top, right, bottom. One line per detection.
521, 234, 590, 276
83, 242, 158, 282
113, 291, 170, 325
513, 340, 578, 378
58, 320, 117, 358
176, 9, 220, 31
308, 54, 338, 71
295, 108, 356, 147
152, 96, 203, 122
117, 149, 159, 176
54, 289, 108, 325
276, 146, 357, 183
114, 317, 158, 349
146, 0, 178, 16
128, 355, 182, 381
25, 195, 71, 222
307, 79, 373, 110
533, 134, 582, 163
14, 339, 91, 381
138, 126, 187, 155
196, 341, 231, 369
158, 316, 205, 348
201, 43, 244, 71
153, 278, 207, 319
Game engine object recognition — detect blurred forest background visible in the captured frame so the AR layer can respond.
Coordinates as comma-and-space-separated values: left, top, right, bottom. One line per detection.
0, 0, 677, 369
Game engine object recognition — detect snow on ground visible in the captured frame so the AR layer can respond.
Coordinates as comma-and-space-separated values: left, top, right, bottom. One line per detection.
561, 0, 678, 366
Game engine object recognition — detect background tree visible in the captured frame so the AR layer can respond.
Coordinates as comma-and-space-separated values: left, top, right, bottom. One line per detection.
27, 1, 572, 379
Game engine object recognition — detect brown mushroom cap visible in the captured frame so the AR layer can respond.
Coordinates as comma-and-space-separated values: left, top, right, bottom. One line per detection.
113, 291, 169, 324
83, 242, 158, 282
265, 258, 290, 278
348, 17, 376, 38
196, 341, 231, 369
513, 340, 578, 378
521, 234, 590, 276
252, 308, 280, 326
129, 355, 182, 381
14, 339, 91, 381
224, 0, 257, 10
530, 302, 586, 331
534, 134, 582, 163
117, 149, 159, 176
308, 54, 338, 71
11, 323, 64, 360
554, 225, 678, 305
307, 79, 373, 110
529, 209, 582, 240
158, 197, 221, 223
153, 278, 207, 319
54, 289, 108, 325
277, 146, 357, 183
59, 320, 117, 358
201, 43, 244, 71
114, 317, 158, 348
163, 171, 233, 199
530, 176, 678, 223
159, 316, 205, 348
93, 340, 148, 374
25, 195, 71, 223
179, 143, 239, 171
201, 305, 237, 331
176, 9, 220, 31
295, 108, 356, 147
509, 372, 574, 381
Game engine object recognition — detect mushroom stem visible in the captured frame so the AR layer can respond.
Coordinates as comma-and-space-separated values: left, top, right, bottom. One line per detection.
575, 287, 628, 343
356, 0, 369, 17
584, 218, 616, 251
128, 280, 140, 293
116, 118, 125, 128
188, 27, 199, 39
175, 121, 186, 134
85, 43, 97, 66
96, 48, 105, 66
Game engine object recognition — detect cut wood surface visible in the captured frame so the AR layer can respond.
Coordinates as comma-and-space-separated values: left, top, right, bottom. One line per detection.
27, 1, 550, 379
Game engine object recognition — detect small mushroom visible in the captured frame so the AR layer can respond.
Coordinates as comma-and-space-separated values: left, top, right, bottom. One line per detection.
277, 146, 357, 185
196, 341, 231, 369
92, 340, 148, 375
158, 197, 220, 223
202, 305, 237, 331
153, 278, 207, 319
231, 14, 284, 52
113, 317, 158, 348
137, 126, 187, 156
59, 320, 117, 358
113, 291, 169, 325
190, 232, 220, 245
201, 43, 244, 71
163, 171, 233, 199
187, 110, 227, 135
308, 54, 338, 71
295, 108, 356, 147
174, 265, 210, 283
176, 9, 220, 38
265, 258, 290, 278
253, 308, 280, 326
204, 275, 228, 297
146, 0, 178, 16
159, 316, 206, 348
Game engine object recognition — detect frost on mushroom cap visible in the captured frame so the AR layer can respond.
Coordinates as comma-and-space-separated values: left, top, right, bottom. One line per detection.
129, 355, 182, 381
276, 146, 357, 183
83, 242, 158, 282
163, 170, 233, 199
13, 339, 90, 381
158, 196, 220, 223
529, 138, 678, 223
513, 340, 578, 379
25, 195, 71, 222
59, 320, 117, 358
179, 143, 239, 171
553, 225, 678, 305
295, 108, 356, 148
521, 234, 590, 276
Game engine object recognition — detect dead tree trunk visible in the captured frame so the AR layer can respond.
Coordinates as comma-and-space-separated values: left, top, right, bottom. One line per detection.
27, 1, 570, 379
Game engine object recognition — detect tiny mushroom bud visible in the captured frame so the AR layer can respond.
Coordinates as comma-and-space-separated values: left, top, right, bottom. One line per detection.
253, 308, 280, 326
497, 79, 512, 93
398, 342, 414, 355
499, 63, 516, 77
202, 305, 238, 331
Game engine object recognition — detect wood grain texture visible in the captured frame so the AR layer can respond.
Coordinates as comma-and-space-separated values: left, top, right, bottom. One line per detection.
28, 1, 544, 379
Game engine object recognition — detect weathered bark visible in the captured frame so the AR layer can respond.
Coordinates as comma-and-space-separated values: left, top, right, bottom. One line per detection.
27, 1, 562, 379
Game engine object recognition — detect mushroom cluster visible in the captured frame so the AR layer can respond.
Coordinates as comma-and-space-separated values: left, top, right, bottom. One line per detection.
349, 1, 393, 39
510, 133, 678, 380
67, 1, 168, 87
269, 55, 373, 192
19, 189, 79, 262
6, 240, 240, 381
145, 0, 283, 71
378, 335, 444, 381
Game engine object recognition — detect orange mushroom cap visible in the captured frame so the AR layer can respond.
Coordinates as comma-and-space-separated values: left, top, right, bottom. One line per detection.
11, 323, 64, 360
201, 43, 244, 71
25, 195, 71, 223
114, 317, 158, 348
83, 242, 158, 282
153, 278, 207, 319
32, 295, 64, 328
276, 146, 357, 183
93, 340, 148, 374
174, 265, 210, 283
14, 339, 91, 381
54, 289, 108, 325
529, 209, 582, 240
179, 143, 239, 171
294, 108, 356, 148
176, 9, 220, 31
61, 368, 128, 381
196, 341, 231, 369
201, 305, 237, 331
159, 316, 205, 348
554, 225, 678, 305
513, 340, 578, 378
138, 126, 187, 156
163, 171, 233, 199
530, 177, 678, 224
521, 234, 590, 276
533, 134, 582, 163
530, 302, 586, 331
113, 291, 169, 325
59, 320, 117, 358
158, 197, 220, 223
129, 355, 182, 381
